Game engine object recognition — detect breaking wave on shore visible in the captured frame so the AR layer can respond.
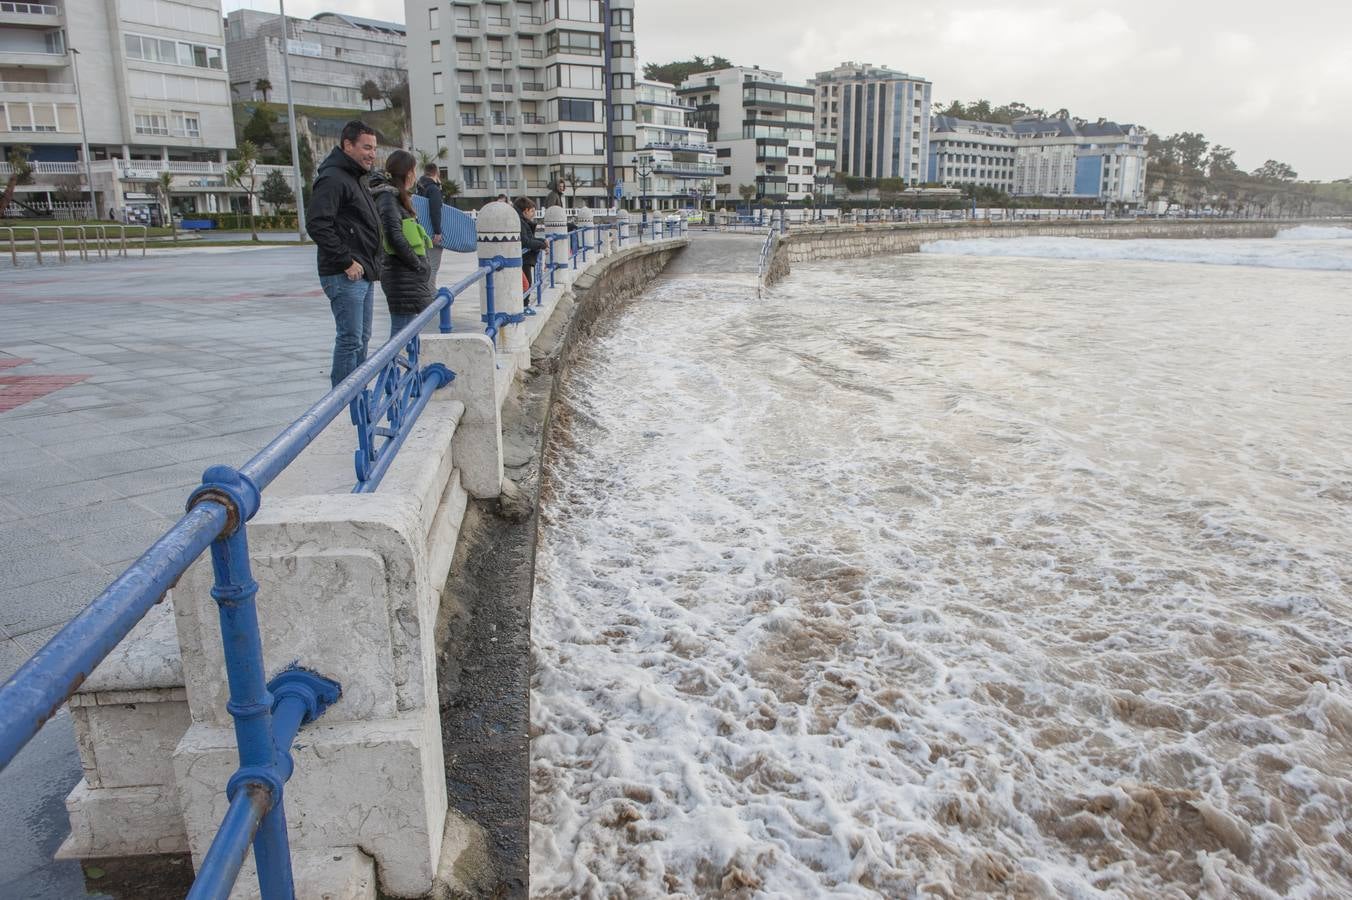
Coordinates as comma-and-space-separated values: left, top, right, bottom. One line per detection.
530, 243, 1352, 897
920, 233, 1352, 270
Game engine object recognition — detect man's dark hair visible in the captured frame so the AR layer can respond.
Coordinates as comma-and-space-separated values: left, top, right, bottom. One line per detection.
340, 120, 377, 147
423, 162, 439, 175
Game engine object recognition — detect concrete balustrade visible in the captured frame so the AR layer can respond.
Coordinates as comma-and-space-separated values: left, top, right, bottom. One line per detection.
55, 211, 690, 899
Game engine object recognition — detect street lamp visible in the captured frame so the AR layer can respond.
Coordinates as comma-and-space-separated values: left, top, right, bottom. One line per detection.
277, 0, 307, 240
67, 45, 96, 220
631, 155, 653, 224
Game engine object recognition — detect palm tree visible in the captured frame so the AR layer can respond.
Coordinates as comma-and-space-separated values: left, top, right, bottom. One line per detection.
225, 140, 261, 242
415, 146, 448, 171
361, 80, 382, 112
254, 78, 272, 103
156, 171, 178, 243
1, 144, 33, 217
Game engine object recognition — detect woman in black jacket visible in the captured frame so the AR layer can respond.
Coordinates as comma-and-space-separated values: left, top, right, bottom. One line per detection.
371, 149, 432, 338
514, 196, 547, 297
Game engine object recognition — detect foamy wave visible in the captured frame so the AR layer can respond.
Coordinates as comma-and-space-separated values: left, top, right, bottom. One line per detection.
919, 236, 1352, 270
1275, 225, 1352, 241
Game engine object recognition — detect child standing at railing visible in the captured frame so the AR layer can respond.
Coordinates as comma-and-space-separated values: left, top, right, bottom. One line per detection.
514, 196, 547, 298
371, 150, 433, 338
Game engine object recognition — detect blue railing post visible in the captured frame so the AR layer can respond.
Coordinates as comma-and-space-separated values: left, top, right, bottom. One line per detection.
535, 256, 544, 306
186, 465, 296, 899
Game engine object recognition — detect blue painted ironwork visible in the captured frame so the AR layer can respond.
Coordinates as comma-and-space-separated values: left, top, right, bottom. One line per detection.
351, 326, 455, 494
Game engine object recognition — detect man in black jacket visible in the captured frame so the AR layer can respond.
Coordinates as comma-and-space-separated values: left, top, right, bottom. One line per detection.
415, 163, 444, 291
306, 120, 381, 387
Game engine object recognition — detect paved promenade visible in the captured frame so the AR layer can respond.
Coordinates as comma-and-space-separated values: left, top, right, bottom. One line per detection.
0, 244, 486, 894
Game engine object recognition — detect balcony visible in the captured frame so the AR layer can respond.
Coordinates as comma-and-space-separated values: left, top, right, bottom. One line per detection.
453, 17, 479, 29
519, 49, 543, 59
492, 148, 517, 158
462, 149, 487, 158
0, 80, 74, 95
652, 160, 722, 177
488, 50, 512, 63
523, 147, 548, 157
643, 140, 712, 153
520, 113, 546, 125
456, 52, 481, 63
520, 81, 545, 93
489, 115, 515, 127
517, 15, 543, 26
488, 83, 513, 94
485, 15, 510, 28
460, 114, 484, 127
460, 84, 483, 94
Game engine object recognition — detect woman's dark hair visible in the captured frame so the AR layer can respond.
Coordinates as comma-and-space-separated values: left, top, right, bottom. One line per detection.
513, 196, 536, 214
384, 149, 417, 216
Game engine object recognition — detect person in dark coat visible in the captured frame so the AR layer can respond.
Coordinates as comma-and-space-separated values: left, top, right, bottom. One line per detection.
306, 120, 383, 387
415, 163, 444, 291
371, 149, 432, 339
514, 196, 547, 295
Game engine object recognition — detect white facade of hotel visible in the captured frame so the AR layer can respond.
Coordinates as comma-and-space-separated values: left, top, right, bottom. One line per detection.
0, 0, 296, 217
405, 0, 637, 207
677, 66, 833, 205
632, 79, 717, 210
812, 60, 930, 185
224, 10, 406, 110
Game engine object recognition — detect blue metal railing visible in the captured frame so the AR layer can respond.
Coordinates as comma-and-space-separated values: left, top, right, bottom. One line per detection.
0, 293, 463, 898
756, 226, 776, 297
0, 211, 687, 899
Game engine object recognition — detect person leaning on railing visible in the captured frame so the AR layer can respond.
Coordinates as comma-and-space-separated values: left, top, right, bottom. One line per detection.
514, 196, 547, 297
306, 120, 383, 387
371, 150, 433, 338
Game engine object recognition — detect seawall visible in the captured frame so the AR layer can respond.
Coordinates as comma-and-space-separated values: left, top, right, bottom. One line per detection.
767, 219, 1326, 285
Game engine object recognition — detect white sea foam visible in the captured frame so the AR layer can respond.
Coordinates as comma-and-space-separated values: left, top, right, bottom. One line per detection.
919, 234, 1352, 270
530, 244, 1352, 897
1275, 225, 1352, 241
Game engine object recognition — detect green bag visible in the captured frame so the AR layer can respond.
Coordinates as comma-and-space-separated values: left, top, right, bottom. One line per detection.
383, 215, 431, 257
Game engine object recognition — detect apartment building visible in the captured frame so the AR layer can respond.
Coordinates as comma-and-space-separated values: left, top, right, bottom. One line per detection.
0, 0, 300, 218
224, 10, 405, 110
631, 79, 717, 211
812, 60, 930, 185
676, 65, 833, 204
929, 114, 1148, 203
405, 0, 637, 207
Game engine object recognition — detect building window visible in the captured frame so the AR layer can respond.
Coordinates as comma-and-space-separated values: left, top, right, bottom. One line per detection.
435, 104, 446, 126
433, 72, 443, 94
431, 40, 441, 63
428, 6, 439, 28
611, 103, 633, 121
546, 29, 602, 56
610, 41, 632, 58
134, 112, 169, 135
551, 0, 602, 23
610, 7, 632, 30
611, 72, 632, 91
557, 98, 597, 121
171, 110, 200, 137
124, 33, 223, 70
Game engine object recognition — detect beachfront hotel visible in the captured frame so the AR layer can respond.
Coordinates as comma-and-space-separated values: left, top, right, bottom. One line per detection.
676, 65, 834, 204
404, 0, 637, 208
0, 0, 277, 218
811, 60, 931, 186
929, 114, 1149, 204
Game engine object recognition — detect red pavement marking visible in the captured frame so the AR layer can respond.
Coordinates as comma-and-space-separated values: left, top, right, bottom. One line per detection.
0, 358, 33, 369
0, 373, 90, 413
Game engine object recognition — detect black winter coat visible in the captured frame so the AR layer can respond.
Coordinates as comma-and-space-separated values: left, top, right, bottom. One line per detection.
371, 175, 432, 316
519, 211, 547, 276
306, 146, 382, 280
416, 175, 444, 238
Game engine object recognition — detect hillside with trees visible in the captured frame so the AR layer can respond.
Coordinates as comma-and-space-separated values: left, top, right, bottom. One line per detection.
643, 55, 734, 87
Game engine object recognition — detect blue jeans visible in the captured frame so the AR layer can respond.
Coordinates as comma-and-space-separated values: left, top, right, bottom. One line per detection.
389, 312, 421, 340
322, 273, 374, 387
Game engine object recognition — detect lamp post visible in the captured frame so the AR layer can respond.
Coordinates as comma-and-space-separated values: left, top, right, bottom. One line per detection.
277, 0, 307, 241
67, 46, 96, 219
631, 155, 653, 225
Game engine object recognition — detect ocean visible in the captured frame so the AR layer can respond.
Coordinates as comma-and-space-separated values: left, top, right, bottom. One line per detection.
529, 227, 1352, 897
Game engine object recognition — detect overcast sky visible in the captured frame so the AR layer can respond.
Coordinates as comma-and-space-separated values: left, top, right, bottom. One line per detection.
223, 0, 1352, 181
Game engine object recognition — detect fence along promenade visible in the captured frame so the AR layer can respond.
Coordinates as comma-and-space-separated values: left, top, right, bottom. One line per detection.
0, 201, 687, 898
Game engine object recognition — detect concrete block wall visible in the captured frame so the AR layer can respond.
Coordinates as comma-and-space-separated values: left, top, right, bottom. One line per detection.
57, 210, 689, 898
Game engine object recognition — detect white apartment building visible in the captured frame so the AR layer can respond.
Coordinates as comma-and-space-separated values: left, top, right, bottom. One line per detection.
929, 115, 1148, 204
0, 0, 296, 218
631, 79, 716, 211
225, 11, 406, 110
812, 60, 930, 185
405, 0, 637, 208
676, 65, 833, 205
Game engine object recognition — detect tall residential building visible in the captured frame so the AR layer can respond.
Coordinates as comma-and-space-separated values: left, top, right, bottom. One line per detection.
812, 61, 931, 185
405, 0, 637, 208
929, 115, 1149, 204
632, 79, 717, 211
0, 0, 283, 217
676, 66, 833, 204
224, 10, 406, 110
